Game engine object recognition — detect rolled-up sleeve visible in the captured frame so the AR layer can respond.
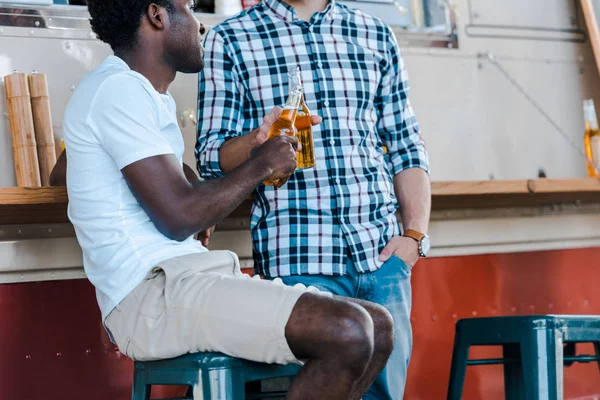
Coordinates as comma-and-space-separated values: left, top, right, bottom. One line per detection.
376, 27, 429, 176
196, 29, 245, 179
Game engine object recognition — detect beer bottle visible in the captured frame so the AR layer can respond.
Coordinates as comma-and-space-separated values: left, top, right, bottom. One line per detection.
295, 94, 315, 169
583, 99, 600, 177
263, 66, 303, 186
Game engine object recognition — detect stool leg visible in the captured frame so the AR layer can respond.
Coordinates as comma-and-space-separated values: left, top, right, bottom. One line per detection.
131, 369, 151, 400
447, 333, 470, 400
503, 344, 525, 400
520, 328, 563, 400
593, 342, 600, 376
563, 343, 576, 367
197, 368, 245, 400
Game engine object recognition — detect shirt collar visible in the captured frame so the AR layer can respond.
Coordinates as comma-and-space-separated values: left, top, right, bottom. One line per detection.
262, 0, 336, 24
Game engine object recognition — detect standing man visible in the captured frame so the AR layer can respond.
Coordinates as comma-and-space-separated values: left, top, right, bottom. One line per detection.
197, 1, 431, 398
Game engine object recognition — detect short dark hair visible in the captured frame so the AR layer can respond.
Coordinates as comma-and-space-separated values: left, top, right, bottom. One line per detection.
86, 0, 175, 51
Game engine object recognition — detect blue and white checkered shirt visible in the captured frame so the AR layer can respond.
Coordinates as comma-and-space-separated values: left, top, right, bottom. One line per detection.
196, 0, 429, 278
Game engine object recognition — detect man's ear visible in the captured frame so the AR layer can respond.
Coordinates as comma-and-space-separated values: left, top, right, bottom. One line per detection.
146, 3, 169, 30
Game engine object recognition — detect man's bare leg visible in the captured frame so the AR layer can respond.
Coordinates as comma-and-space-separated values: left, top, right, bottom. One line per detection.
283, 293, 393, 400
346, 298, 395, 399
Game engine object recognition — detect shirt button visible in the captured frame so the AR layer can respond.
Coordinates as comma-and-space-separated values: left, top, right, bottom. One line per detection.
335, 178, 341, 184
317, 61, 323, 68
324, 101, 329, 106
330, 139, 335, 145
340, 217, 346, 223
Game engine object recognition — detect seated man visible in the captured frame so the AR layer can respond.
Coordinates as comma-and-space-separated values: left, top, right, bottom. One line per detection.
55, 1, 394, 398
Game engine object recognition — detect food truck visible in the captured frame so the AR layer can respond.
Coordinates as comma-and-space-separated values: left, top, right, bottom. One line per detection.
1, 0, 600, 398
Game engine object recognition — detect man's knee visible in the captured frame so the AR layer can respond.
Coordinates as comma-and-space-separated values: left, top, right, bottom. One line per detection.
368, 302, 395, 356
332, 303, 375, 357
330, 302, 375, 374
286, 294, 375, 373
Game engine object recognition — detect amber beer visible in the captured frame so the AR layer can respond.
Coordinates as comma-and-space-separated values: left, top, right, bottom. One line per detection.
263, 66, 303, 186
295, 95, 315, 169
583, 99, 600, 177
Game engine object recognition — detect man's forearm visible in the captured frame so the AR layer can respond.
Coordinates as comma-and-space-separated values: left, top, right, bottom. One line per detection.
219, 129, 260, 174
393, 168, 431, 233
173, 158, 269, 239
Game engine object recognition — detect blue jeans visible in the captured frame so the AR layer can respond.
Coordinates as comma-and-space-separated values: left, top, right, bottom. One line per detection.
277, 255, 413, 400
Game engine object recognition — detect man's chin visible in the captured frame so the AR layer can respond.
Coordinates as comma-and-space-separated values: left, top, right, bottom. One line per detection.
179, 61, 204, 74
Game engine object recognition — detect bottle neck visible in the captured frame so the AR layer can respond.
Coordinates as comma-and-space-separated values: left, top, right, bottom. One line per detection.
282, 87, 303, 119
585, 110, 599, 131
584, 100, 599, 131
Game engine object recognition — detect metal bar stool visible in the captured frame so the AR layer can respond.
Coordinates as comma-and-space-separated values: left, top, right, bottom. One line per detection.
132, 352, 300, 400
447, 315, 600, 400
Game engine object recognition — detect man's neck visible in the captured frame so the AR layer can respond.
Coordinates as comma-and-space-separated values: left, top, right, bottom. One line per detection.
115, 46, 176, 95
283, 0, 329, 22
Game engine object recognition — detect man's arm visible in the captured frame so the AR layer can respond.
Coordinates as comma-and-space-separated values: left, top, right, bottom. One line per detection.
394, 169, 431, 235
378, 169, 431, 265
183, 162, 199, 184
218, 127, 263, 174
183, 163, 216, 246
49, 150, 67, 186
48, 147, 227, 246
65, 74, 300, 242
123, 134, 299, 242
196, 28, 246, 178
49, 150, 205, 189
376, 26, 431, 265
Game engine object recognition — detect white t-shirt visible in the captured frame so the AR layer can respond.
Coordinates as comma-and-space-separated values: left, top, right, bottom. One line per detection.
64, 56, 207, 321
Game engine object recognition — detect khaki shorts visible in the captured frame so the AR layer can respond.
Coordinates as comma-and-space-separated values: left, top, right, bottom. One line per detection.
105, 251, 326, 364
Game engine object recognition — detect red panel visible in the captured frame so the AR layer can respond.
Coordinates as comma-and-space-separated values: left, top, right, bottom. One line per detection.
0, 247, 599, 399
406, 246, 600, 400
0, 279, 185, 399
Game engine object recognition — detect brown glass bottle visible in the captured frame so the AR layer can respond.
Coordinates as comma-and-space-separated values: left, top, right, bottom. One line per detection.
295, 95, 315, 169
583, 99, 600, 177
263, 66, 302, 186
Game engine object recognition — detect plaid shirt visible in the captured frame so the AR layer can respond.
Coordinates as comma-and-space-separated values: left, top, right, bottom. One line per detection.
196, 0, 429, 277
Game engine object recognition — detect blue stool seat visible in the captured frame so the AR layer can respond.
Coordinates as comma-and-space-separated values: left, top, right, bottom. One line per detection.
132, 352, 301, 400
447, 315, 600, 400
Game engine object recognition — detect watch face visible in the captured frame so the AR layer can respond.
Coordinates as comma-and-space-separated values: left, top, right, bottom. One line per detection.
421, 235, 431, 255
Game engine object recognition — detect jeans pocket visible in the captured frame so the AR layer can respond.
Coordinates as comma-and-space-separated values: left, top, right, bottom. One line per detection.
386, 254, 412, 279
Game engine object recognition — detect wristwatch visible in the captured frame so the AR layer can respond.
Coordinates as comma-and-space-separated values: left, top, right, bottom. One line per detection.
402, 229, 431, 257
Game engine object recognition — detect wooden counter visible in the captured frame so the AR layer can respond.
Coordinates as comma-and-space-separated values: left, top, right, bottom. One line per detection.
1, 178, 599, 225
0, 187, 68, 225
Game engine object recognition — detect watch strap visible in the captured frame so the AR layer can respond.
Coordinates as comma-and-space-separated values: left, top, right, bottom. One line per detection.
403, 229, 425, 243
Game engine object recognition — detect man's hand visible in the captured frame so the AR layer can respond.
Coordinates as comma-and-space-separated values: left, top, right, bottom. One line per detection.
379, 236, 420, 267
254, 107, 323, 146
251, 135, 299, 183
196, 225, 216, 247
219, 107, 323, 175
251, 107, 323, 187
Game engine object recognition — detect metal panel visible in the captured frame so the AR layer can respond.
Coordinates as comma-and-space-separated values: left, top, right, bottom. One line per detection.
1, 206, 599, 283
467, 0, 580, 30
343, 0, 413, 27
0, 1, 597, 184
0, 247, 599, 399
